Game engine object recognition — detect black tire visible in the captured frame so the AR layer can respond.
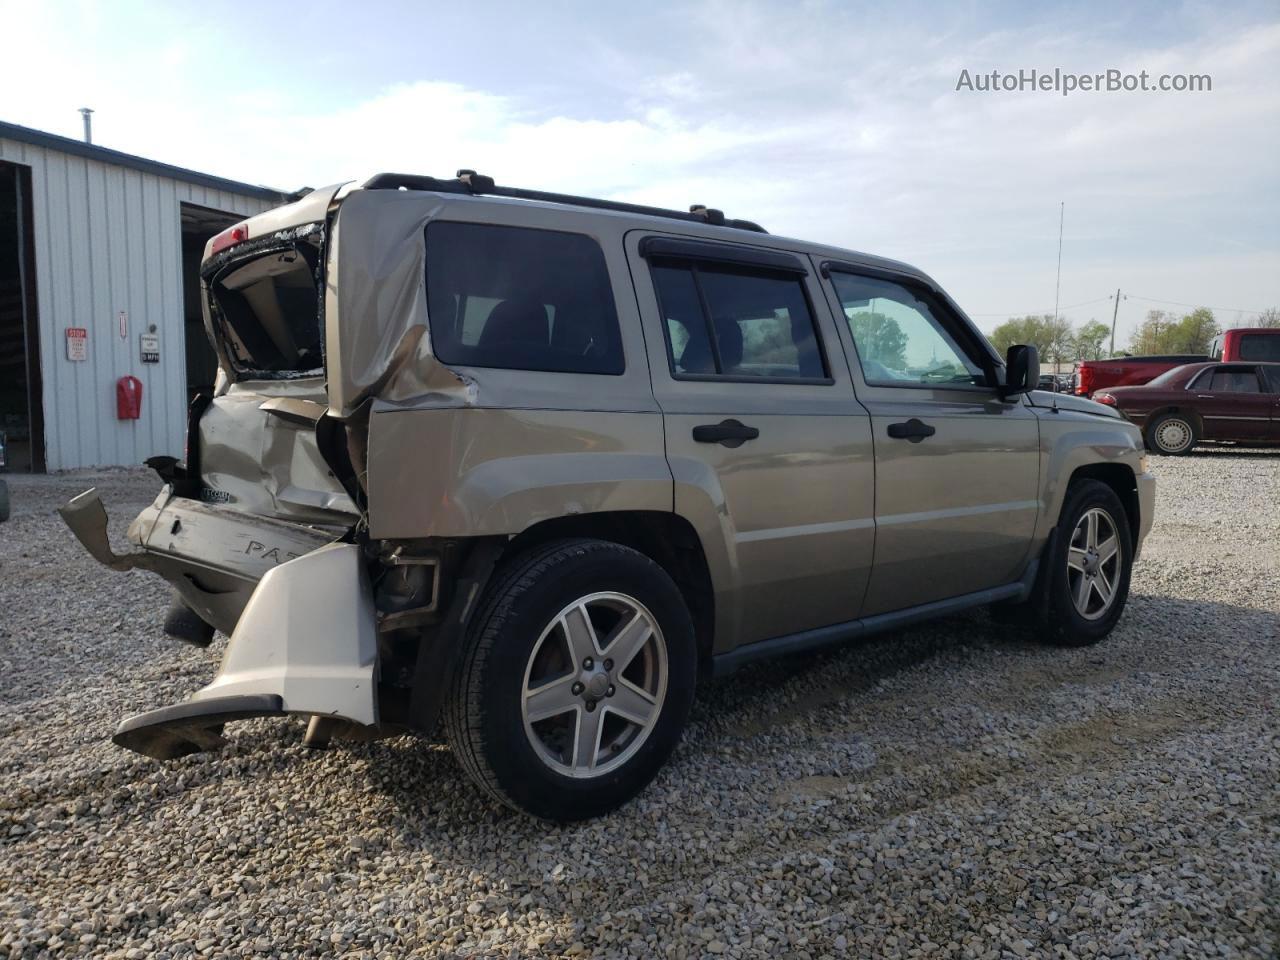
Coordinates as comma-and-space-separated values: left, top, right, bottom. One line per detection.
444, 539, 697, 821
1145, 412, 1197, 455
1028, 479, 1134, 647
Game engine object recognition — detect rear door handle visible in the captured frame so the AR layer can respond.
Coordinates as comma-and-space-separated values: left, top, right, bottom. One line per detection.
886, 418, 936, 442
692, 419, 759, 447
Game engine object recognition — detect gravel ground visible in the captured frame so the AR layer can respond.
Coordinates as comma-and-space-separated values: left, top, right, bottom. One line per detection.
1, 453, 1277, 959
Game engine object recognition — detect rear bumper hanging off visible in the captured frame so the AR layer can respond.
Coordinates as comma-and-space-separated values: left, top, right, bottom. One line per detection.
110, 541, 380, 761
113, 694, 286, 760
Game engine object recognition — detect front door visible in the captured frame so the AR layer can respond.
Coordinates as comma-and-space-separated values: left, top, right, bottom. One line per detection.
626, 233, 875, 650
1191, 365, 1273, 443
819, 265, 1041, 616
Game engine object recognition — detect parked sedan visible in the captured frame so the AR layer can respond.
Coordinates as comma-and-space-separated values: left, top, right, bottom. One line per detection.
1094, 361, 1280, 454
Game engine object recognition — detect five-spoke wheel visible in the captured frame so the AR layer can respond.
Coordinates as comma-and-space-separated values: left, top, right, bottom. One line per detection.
1066, 507, 1123, 621
445, 539, 696, 821
521, 592, 667, 778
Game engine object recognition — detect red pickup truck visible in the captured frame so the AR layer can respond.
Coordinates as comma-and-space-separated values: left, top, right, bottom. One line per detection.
1075, 354, 1206, 397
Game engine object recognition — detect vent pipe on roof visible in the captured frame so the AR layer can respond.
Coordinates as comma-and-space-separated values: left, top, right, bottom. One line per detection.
79, 108, 94, 144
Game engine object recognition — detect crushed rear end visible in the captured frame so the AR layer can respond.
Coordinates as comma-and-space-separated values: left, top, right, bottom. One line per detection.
60, 183, 389, 759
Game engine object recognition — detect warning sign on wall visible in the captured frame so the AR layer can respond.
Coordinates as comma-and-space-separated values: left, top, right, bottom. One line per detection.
66, 327, 88, 361
140, 333, 160, 363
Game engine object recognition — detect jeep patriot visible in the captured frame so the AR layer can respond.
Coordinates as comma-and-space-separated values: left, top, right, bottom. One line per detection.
61, 171, 1156, 820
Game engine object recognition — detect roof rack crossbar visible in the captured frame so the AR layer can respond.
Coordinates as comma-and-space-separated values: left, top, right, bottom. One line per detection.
361, 172, 767, 234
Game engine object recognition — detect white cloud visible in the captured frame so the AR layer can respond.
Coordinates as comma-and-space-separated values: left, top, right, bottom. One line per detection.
1, 0, 1277, 340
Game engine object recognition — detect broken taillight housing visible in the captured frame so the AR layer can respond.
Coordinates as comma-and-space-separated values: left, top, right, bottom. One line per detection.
210, 223, 249, 255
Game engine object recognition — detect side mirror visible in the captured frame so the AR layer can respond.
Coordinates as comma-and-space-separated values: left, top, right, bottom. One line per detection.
1000, 344, 1040, 399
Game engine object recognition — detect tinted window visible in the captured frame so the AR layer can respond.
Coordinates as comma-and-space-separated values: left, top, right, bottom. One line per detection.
425, 222, 623, 375
1263, 366, 1280, 393
829, 272, 984, 387
1208, 368, 1261, 392
1238, 334, 1280, 362
651, 260, 826, 380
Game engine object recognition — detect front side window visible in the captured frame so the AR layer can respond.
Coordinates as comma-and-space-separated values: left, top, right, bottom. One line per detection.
425, 222, 624, 375
651, 259, 826, 380
829, 272, 985, 388
1208, 368, 1261, 392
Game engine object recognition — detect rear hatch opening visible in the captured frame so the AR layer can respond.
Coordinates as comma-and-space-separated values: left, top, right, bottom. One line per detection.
204, 230, 325, 379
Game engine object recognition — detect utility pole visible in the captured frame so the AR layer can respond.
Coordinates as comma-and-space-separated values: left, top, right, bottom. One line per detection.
1053, 201, 1064, 324
1109, 288, 1123, 357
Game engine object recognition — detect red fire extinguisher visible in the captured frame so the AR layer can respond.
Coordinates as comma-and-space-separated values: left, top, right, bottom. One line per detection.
116, 375, 143, 420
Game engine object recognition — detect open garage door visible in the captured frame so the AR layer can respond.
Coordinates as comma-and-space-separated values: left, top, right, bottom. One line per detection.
0, 160, 43, 472
181, 203, 242, 404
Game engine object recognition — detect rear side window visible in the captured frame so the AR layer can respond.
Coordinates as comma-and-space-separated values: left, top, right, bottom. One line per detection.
650, 259, 827, 381
424, 222, 623, 375
1238, 334, 1280, 362
1208, 368, 1261, 392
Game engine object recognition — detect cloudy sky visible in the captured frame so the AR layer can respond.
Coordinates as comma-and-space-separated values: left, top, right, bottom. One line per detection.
2, 0, 1277, 342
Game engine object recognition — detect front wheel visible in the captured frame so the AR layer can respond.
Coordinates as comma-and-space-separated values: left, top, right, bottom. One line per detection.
444, 539, 697, 820
1016, 479, 1134, 647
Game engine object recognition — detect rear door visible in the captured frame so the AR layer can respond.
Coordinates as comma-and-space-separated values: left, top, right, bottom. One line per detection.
817, 264, 1040, 616
626, 234, 875, 649
1192, 365, 1273, 443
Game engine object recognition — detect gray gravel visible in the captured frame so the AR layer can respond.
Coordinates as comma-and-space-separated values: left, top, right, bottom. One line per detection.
1, 453, 1277, 959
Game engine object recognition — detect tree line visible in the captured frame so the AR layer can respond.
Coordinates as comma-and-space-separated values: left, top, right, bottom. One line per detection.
987, 306, 1280, 364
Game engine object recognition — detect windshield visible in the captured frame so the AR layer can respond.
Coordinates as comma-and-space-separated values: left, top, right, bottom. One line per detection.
208, 242, 323, 377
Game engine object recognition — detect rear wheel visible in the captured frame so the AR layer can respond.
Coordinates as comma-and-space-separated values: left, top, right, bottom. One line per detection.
444, 539, 696, 820
1146, 412, 1196, 455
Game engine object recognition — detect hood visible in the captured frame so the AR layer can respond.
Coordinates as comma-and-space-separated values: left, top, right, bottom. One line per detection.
1027, 390, 1123, 419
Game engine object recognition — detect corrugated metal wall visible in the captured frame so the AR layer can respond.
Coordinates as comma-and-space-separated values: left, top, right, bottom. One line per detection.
0, 135, 278, 470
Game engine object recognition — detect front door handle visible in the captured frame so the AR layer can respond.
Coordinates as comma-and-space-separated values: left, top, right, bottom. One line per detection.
887, 418, 936, 442
692, 419, 759, 447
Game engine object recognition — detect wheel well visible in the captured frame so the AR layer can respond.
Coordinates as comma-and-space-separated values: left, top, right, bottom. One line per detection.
500, 512, 716, 672
1068, 463, 1141, 544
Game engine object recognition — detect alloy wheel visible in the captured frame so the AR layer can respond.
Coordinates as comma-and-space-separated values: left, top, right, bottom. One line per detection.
521, 592, 668, 779
1066, 507, 1123, 621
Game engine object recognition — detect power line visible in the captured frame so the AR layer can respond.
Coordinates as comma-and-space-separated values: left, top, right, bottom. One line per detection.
968, 295, 1113, 317
1125, 294, 1271, 315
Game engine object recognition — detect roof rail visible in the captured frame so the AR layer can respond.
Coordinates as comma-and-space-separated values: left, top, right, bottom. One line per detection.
362, 170, 767, 234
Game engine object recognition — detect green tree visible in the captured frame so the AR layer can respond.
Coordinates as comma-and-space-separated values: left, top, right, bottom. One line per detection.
847, 311, 907, 370
1168, 307, 1219, 355
1128, 310, 1178, 354
1072, 320, 1111, 361
988, 315, 1054, 358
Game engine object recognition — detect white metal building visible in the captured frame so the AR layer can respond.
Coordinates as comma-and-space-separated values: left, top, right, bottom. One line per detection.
0, 120, 291, 472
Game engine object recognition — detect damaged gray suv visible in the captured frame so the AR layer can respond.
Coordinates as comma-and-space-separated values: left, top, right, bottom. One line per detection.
61, 171, 1155, 820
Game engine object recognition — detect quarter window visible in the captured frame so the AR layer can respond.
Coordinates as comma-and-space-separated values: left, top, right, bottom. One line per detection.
650, 259, 827, 380
425, 222, 624, 375
829, 272, 985, 388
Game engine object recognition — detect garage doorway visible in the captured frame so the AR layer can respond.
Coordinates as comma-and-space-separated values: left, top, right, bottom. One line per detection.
0, 160, 44, 473
180, 203, 241, 403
